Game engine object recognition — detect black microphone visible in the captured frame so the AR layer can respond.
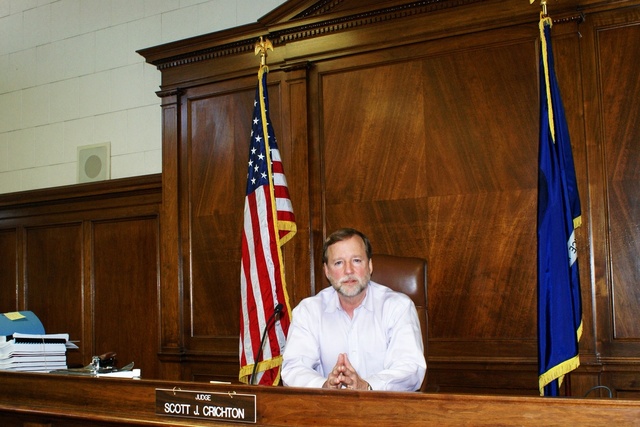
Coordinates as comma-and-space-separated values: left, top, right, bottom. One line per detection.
250, 303, 284, 385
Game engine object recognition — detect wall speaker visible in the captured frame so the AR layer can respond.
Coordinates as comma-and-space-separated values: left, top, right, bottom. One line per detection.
78, 142, 110, 183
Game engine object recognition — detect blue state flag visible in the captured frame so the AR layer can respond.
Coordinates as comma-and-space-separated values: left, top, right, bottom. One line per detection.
537, 16, 583, 397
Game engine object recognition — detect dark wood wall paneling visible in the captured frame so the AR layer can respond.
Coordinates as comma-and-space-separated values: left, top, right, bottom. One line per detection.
136, 0, 640, 396
0, 175, 162, 376
315, 24, 546, 395
584, 6, 640, 397
0, 230, 17, 310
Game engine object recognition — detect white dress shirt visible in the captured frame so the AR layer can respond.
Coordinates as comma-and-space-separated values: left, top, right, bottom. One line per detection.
282, 281, 426, 391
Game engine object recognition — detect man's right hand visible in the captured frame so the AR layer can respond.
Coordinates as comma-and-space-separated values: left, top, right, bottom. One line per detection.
322, 353, 347, 389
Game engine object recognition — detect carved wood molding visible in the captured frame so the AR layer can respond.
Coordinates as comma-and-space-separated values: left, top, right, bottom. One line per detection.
154, 40, 255, 70
278, 0, 485, 42
148, 0, 590, 72
294, 0, 344, 17
153, 0, 485, 70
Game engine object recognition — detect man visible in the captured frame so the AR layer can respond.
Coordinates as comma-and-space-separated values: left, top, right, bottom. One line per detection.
281, 228, 426, 391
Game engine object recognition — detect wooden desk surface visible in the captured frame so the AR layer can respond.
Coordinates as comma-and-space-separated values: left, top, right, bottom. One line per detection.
0, 371, 639, 426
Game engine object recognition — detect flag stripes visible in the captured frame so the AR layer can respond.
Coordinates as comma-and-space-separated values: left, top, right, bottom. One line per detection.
239, 65, 296, 386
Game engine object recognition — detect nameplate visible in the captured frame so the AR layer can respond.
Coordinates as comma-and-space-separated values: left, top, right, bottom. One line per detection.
156, 388, 256, 423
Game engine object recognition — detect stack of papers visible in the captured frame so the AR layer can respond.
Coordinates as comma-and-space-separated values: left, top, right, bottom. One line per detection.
0, 333, 76, 373
97, 368, 141, 379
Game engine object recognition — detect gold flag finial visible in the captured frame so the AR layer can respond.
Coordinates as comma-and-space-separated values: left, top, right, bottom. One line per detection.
254, 37, 273, 67
530, 0, 548, 17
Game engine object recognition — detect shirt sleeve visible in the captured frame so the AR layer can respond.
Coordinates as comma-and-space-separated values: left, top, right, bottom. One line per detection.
366, 296, 426, 391
281, 302, 327, 388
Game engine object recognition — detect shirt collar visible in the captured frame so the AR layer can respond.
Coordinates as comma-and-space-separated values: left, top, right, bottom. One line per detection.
326, 282, 372, 313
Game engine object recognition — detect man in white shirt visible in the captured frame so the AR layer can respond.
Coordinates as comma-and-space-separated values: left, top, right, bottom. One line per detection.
281, 228, 426, 391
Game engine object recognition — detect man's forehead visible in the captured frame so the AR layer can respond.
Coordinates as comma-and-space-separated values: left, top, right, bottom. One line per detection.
327, 236, 367, 257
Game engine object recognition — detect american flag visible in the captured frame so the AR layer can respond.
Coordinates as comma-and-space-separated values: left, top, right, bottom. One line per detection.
239, 67, 296, 385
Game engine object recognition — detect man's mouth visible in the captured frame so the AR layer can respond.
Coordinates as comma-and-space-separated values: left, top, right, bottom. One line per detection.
341, 277, 357, 285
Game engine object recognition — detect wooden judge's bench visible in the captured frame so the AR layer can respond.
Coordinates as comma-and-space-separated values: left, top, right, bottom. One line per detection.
0, 371, 639, 427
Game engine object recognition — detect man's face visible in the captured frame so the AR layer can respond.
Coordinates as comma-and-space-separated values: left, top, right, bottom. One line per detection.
324, 235, 372, 298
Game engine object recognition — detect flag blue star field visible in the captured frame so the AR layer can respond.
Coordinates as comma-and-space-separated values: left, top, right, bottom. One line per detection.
239, 66, 296, 386
537, 17, 583, 397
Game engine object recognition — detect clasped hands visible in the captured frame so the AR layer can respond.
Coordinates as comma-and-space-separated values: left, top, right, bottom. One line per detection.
322, 353, 371, 390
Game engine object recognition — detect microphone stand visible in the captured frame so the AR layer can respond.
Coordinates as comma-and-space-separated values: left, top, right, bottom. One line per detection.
250, 303, 283, 385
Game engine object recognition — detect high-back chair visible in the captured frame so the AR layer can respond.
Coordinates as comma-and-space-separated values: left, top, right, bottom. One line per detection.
370, 254, 428, 392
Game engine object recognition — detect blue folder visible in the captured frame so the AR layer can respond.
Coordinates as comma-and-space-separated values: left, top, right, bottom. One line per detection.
0, 311, 46, 336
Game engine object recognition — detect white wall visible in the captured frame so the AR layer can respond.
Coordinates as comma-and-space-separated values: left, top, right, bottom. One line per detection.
0, 0, 287, 194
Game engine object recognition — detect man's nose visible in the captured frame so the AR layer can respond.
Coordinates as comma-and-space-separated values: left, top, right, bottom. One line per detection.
344, 261, 354, 273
